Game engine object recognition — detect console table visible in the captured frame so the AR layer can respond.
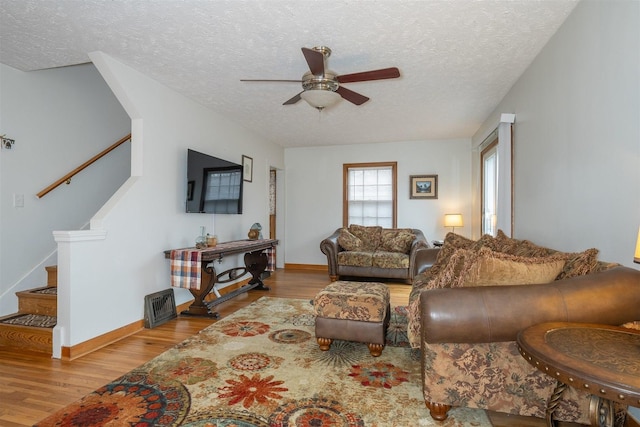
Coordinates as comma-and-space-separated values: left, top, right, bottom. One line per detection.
164, 239, 278, 318
517, 322, 640, 427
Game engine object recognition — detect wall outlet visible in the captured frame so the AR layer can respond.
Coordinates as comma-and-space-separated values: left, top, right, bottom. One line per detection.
13, 193, 24, 208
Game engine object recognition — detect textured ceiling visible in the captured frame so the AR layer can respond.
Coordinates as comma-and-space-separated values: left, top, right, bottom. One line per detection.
0, 0, 579, 148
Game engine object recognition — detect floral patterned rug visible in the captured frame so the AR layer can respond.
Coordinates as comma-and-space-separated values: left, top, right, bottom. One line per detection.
35, 296, 492, 426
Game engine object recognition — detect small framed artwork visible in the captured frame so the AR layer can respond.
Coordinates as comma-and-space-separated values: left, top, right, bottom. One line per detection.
242, 155, 253, 182
410, 175, 438, 199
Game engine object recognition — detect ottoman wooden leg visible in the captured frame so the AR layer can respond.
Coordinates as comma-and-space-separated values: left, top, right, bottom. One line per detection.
367, 343, 384, 357
317, 337, 333, 351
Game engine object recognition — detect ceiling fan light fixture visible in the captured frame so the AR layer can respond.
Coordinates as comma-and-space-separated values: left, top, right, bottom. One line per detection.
300, 88, 341, 111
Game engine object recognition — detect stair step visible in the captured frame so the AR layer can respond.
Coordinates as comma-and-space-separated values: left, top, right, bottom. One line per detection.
0, 314, 54, 354
1, 265, 57, 355
16, 286, 57, 316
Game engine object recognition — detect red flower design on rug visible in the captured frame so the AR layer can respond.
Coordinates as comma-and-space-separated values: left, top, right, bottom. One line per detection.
218, 373, 288, 409
229, 352, 280, 371
221, 321, 270, 337
269, 397, 364, 427
151, 356, 217, 385
348, 362, 409, 389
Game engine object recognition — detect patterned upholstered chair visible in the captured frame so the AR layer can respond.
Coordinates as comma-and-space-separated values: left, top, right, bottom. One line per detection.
407, 232, 640, 423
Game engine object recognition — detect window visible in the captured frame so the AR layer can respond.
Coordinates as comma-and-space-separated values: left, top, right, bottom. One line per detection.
343, 162, 397, 228
478, 118, 514, 237
481, 140, 498, 236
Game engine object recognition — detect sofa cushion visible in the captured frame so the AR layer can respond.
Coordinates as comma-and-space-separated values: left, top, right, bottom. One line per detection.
459, 247, 568, 287
379, 229, 415, 253
314, 281, 390, 322
556, 248, 599, 280
337, 251, 373, 267
337, 228, 363, 251
348, 224, 382, 251
372, 251, 410, 269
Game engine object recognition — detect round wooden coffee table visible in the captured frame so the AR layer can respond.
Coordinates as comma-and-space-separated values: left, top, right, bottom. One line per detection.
517, 322, 640, 427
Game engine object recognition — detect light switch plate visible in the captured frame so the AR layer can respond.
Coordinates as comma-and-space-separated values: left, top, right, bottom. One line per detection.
13, 193, 24, 207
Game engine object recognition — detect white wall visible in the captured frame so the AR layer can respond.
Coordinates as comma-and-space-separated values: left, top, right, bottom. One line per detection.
284, 139, 471, 266
52, 52, 284, 351
472, 0, 639, 268
0, 63, 130, 315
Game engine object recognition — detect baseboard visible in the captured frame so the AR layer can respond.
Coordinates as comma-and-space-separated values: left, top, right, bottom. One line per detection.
61, 319, 144, 360
60, 276, 269, 360
284, 263, 327, 271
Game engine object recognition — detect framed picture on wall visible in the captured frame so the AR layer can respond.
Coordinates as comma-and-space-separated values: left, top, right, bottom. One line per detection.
410, 175, 438, 199
242, 155, 253, 182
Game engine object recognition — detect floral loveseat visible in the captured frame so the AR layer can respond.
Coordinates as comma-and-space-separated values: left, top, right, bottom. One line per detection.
320, 225, 428, 283
407, 231, 640, 424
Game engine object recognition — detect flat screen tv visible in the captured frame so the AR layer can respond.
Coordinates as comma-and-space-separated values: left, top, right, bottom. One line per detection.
186, 149, 243, 214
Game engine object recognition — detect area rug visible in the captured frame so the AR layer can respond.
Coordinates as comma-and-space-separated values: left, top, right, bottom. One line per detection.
35, 297, 492, 426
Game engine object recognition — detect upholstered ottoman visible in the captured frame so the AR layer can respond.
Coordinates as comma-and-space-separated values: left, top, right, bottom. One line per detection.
313, 281, 390, 357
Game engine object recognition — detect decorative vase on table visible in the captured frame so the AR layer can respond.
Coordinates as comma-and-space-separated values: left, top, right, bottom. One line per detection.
195, 226, 207, 249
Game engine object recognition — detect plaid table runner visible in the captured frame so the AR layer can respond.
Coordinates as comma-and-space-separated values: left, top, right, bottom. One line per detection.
170, 249, 203, 290
266, 247, 275, 272
170, 243, 276, 290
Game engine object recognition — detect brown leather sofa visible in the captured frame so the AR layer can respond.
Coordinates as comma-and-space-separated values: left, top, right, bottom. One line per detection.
409, 237, 640, 424
320, 226, 428, 283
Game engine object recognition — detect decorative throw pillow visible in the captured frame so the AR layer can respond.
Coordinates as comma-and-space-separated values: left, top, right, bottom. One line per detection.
337, 228, 363, 251
459, 247, 568, 287
348, 224, 382, 251
593, 260, 621, 273
489, 229, 521, 253
425, 247, 481, 289
379, 229, 415, 253
430, 232, 475, 269
555, 248, 599, 280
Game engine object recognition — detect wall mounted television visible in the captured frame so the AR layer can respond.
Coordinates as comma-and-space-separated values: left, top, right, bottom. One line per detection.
186, 149, 243, 214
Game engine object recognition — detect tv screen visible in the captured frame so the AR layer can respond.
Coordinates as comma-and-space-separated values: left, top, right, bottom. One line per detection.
186, 149, 243, 214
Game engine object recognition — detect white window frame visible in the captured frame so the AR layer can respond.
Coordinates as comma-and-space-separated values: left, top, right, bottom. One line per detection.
343, 162, 397, 228
478, 115, 514, 237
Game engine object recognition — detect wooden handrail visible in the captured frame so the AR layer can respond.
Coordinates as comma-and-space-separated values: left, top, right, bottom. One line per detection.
37, 133, 131, 199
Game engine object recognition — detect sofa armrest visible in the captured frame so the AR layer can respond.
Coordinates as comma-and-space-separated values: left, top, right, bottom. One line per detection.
320, 228, 342, 278
408, 229, 430, 280
412, 247, 440, 277
420, 266, 640, 344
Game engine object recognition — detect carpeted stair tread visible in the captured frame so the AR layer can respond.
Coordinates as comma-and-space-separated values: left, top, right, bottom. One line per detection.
0, 313, 57, 328
29, 287, 57, 295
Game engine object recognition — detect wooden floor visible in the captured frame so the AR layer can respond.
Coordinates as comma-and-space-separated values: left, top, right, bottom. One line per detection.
0, 269, 586, 427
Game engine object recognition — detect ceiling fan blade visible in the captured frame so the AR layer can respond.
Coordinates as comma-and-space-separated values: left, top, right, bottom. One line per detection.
337, 67, 400, 84
302, 47, 325, 76
241, 79, 302, 82
283, 92, 303, 105
336, 86, 369, 105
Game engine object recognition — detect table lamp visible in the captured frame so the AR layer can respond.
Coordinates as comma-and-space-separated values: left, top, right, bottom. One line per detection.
634, 226, 640, 264
444, 214, 463, 234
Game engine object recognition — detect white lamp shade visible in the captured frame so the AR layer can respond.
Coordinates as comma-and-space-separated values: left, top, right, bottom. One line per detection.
300, 89, 341, 109
634, 226, 640, 264
444, 214, 464, 228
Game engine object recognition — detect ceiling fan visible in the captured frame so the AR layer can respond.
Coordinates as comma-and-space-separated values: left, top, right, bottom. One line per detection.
241, 46, 400, 111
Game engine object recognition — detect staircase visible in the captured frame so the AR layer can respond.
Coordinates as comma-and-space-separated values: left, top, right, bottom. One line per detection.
0, 266, 57, 354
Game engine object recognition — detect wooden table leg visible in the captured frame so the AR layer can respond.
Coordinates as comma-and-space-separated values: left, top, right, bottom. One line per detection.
180, 263, 220, 318
244, 250, 270, 291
